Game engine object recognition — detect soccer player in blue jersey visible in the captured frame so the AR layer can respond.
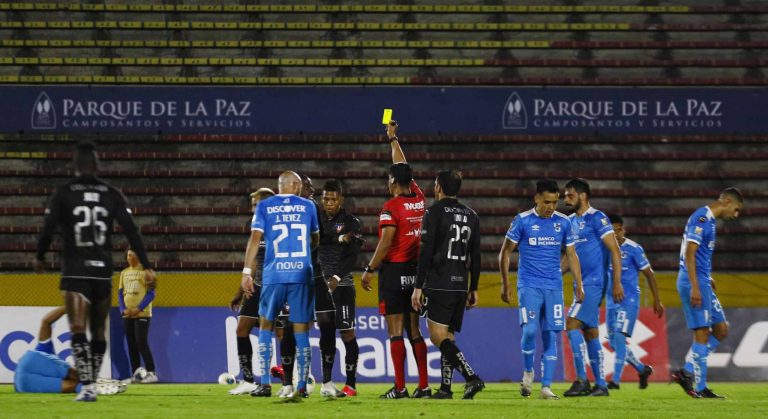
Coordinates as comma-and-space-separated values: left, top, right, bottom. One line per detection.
240, 171, 320, 399
562, 178, 624, 397
604, 214, 664, 390
672, 188, 743, 399
499, 179, 584, 400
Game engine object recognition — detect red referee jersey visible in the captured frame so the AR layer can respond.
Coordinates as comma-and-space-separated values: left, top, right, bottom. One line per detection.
378, 180, 425, 263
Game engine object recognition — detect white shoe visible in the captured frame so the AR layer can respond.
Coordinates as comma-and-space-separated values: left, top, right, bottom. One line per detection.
277, 385, 295, 398
96, 380, 126, 395
229, 381, 258, 395
75, 384, 97, 402
141, 372, 158, 384
520, 370, 534, 397
320, 381, 346, 398
540, 386, 560, 400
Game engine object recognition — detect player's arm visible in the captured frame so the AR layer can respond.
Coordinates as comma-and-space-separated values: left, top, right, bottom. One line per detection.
641, 266, 664, 317
361, 226, 395, 291
241, 229, 263, 298
35, 189, 63, 272
230, 287, 245, 312
560, 254, 570, 274
386, 121, 406, 164
498, 237, 517, 304
412, 210, 437, 311
331, 216, 363, 285
565, 244, 585, 302
684, 241, 702, 307
602, 232, 624, 303
467, 216, 482, 309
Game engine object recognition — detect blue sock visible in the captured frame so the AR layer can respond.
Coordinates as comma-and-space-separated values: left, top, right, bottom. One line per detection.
567, 330, 587, 381
587, 337, 606, 387
35, 339, 55, 355
541, 331, 557, 387
612, 333, 627, 384
625, 347, 645, 373
295, 332, 311, 392
691, 342, 709, 392
707, 335, 721, 352
684, 335, 720, 374
521, 323, 537, 372
75, 383, 82, 393
257, 329, 273, 386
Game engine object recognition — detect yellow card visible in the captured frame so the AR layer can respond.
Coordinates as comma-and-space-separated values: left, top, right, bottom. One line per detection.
382, 108, 393, 124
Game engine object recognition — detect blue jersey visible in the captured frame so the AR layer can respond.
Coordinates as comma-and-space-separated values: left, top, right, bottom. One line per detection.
568, 207, 614, 289
678, 206, 716, 284
608, 238, 651, 301
252, 194, 319, 285
506, 208, 575, 291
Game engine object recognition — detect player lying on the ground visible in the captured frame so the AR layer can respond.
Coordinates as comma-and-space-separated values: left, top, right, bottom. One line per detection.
15, 350, 125, 395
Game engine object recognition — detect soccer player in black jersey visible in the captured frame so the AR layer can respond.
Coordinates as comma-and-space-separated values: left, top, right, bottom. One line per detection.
35, 141, 154, 402
411, 170, 485, 400
318, 179, 363, 396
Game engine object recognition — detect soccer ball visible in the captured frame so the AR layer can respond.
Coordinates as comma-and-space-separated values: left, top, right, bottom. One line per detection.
218, 372, 236, 385
306, 373, 315, 395
132, 367, 148, 382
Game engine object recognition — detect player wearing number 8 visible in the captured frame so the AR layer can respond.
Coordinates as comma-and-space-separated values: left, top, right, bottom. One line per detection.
36, 141, 155, 402
241, 171, 320, 399
499, 180, 584, 400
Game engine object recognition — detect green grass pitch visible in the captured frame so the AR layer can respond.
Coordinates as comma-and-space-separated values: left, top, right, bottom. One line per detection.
2, 382, 768, 418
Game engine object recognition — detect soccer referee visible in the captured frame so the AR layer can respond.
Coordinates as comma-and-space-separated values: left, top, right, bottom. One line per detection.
411, 170, 485, 400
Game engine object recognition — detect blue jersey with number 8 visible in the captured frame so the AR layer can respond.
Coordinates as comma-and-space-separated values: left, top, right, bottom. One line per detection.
252, 194, 319, 285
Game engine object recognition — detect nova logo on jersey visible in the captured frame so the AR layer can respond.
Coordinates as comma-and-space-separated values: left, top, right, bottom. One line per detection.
502, 91, 528, 129
31, 92, 56, 130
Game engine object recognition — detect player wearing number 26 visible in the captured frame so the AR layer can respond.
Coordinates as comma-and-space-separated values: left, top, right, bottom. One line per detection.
36, 141, 155, 402
240, 171, 320, 398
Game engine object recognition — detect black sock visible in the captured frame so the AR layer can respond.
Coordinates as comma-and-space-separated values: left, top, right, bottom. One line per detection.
91, 340, 107, 380
440, 354, 454, 393
439, 339, 478, 382
343, 338, 359, 388
319, 322, 336, 384
71, 333, 93, 385
280, 330, 296, 385
237, 336, 254, 383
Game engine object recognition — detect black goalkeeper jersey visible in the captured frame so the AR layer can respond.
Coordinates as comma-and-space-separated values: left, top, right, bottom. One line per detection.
318, 208, 363, 286
415, 197, 481, 292
36, 175, 151, 280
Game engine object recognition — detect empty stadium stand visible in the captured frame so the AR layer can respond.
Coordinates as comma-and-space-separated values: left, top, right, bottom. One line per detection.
0, 1, 766, 84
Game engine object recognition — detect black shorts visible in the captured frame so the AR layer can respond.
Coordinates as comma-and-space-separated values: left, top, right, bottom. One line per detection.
378, 261, 417, 316
239, 285, 261, 319
60, 276, 111, 303
332, 285, 356, 330
315, 280, 335, 314
423, 289, 467, 333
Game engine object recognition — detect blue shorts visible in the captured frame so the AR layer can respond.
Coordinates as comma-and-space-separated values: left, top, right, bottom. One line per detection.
607, 295, 640, 337
518, 286, 565, 331
260, 283, 314, 324
678, 276, 728, 330
567, 286, 603, 329
14, 350, 70, 393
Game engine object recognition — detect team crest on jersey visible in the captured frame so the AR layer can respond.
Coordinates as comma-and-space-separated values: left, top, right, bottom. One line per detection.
528, 310, 536, 319
553, 223, 561, 232
600, 217, 608, 226
694, 226, 703, 235
578, 221, 586, 230
335, 223, 345, 233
